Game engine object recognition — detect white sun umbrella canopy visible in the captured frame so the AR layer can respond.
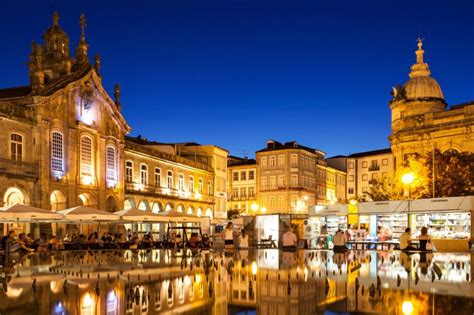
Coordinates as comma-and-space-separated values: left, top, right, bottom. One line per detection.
156, 210, 205, 223
114, 208, 163, 222
0, 204, 63, 221
58, 206, 119, 222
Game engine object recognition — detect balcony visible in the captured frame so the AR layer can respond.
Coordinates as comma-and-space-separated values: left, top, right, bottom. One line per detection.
0, 158, 38, 179
368, 165, 380, 171
125, 181, 214, 203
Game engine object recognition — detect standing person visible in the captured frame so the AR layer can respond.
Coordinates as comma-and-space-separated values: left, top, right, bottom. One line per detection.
345, 224, 353, 242
238, 229, 249, 249
399, 227, 416, 251
333, 229, 347, 251
223, 222, 235, 249
282, 226, 298, 250
418, 227, 432, 251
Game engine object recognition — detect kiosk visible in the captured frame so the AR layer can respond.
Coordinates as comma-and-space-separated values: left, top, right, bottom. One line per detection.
307, 204, 348, 248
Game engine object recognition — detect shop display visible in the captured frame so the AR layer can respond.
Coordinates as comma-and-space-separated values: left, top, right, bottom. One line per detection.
376, 213, 408, 240
413, 212, 470, 239
320, 216, 347, 236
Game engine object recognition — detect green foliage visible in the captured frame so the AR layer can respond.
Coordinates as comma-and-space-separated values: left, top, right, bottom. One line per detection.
423, 149, 474, 197
366, 177, 403, 201
227, 209, 242, 220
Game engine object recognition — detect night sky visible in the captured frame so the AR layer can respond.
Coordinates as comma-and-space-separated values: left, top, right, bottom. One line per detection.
0, 1, 473, 157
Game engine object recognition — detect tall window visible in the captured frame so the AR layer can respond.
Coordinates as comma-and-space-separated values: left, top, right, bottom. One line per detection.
290, 154, 298, 166
269, 156, 276, 167
269, 176, 276, 189
51, 132, 64, 171
155, 168, 161, 187
261, 177, 267, 189
10, 133, 23, 161
106, 146, 116, 182
249, 170, 255, 180
189, 176, 194, 193
248, 187, 255, 198
198, 178, 204, 193
290, 174, 298, 187
80, 136, 93, 176
178, 173, 184, 191
240, 171, 246, 180
278, 155, 285, 166
207, 180, 211, 195
278, 175, 285, 187
261, 157, 267, 168
167, 171, 173, 189
240, 187, 247, 199
126, 161, 133, 182
233, 172, 238, 181
141, 164, 148, 185
233, 188, 239, 199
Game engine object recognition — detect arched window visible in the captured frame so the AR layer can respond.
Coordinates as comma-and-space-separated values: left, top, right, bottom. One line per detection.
155, 168, 161, 187
207, 181, 212, 195
141, 164, 148, 185
167, 171, 173, 189
10, 133, 23, 161
178, 173, 184, 191
80, 136, 93, 176
51, 131, 64, 171
106, 146, 117, 184
198, 178, 203, 194
189, 176, 194, 193
125, 161, 133, 182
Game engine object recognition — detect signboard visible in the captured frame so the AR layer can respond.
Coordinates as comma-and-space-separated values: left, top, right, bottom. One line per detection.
308, 204, 348, 216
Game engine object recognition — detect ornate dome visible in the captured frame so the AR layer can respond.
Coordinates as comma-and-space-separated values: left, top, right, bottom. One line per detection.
402, 38, 444, 100
404, 76, 444, 100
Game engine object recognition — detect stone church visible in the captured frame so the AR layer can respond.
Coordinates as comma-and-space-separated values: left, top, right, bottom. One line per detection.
389, 38, 474, 169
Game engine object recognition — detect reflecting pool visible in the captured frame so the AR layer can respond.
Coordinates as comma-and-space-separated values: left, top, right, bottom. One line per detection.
0, 249, 473, 314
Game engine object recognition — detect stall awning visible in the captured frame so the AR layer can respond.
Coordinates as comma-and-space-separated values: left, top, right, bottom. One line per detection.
0, 204, 64, 221
113, 208, 163, 222
357, 200, 408, 214
308, 204, 348, 216
58, 206, 119, 222
409, 196, 474, 212
156, 210, 206, 223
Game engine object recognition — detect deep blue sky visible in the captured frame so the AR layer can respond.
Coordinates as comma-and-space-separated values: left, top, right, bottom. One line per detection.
1, 1, 473, 157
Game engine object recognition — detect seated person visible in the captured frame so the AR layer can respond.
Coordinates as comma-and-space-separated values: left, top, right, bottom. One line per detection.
129, 232, 139, 249
49, 235, 59, 251
169, 232, 178, 248
282, 227, 297, 250
418, 227, 432, 251
188, 232, 200, 248
201, 234, 211, 248
6, 231, 33, 254
333, 229, 348, 251
140, 233, 154, 248
399, 227, 417, 251
37, 233, 49, 252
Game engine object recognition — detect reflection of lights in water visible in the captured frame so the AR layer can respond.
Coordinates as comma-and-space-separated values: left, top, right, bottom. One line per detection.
82, 292, 94, 315
106, 291, 117, 314
50, 280, 62, 294
78, 283, 90, 289
304, 267, 308, 282
184, 275, 191, 286
54, 302, 64, 314
402, 300, 414, 314
5, 286, 23, 298
195, 274, 202, 284
251, 261, 258, 276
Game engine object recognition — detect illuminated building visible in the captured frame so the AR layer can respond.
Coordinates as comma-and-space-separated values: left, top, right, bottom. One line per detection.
326, 148, 393, 201
389, 38, 474, 169
227, 156, 257, 215
0, 13, 226, 234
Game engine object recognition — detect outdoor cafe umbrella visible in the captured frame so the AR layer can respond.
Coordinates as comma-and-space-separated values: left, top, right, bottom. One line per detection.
58, 206, 119, 222
155, 210, 205, 223
0, 204, 63, 222
113, 208, 163, 222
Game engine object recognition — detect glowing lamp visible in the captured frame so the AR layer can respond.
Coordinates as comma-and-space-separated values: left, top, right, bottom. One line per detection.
261, 207, 267, 213
401, 173, 415, 185
82, 176, 93, 186
402, 300, 414, 314
251, 261, 258, 276
251, 203, 259, 212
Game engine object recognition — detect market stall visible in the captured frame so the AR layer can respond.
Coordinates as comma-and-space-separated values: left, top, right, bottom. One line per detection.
409, 196, 473, 252
307, 204, 348, 248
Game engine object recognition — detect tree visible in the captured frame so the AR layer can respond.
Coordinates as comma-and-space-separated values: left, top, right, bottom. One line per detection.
227, 209, 242, 220
367, 176, 405, 201
424, 149, 474, 197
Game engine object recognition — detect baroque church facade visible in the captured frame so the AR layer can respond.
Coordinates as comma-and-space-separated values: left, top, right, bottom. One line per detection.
0, 13, 220, 225
389, 38, 474, 169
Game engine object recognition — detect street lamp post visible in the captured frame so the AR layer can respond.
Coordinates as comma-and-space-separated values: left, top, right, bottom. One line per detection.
401, 172, 415, 229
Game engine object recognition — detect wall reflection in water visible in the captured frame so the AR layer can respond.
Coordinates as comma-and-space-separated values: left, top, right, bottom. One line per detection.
0, 249, 473, 314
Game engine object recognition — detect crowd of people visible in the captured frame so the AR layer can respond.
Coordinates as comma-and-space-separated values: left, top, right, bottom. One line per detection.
0, 221, 437, 255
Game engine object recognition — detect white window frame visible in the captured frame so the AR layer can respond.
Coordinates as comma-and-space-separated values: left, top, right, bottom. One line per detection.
140, 164, 148, 185
10, 133, 23, 162
189, 176, 194, 193
51, 131, 64, 172
178, 173, 184, 191
106, 146, 117, 183
126, 161, 133, 182
155, 168, 161, 187
80, 136, 93, 176
167, 171, 174, 189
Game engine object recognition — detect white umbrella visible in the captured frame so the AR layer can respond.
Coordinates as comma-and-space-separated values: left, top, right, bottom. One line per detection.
156, 210, 204, 223
114, 208, 163, 222
0, 204, 63, 221
58, 206, 119, 222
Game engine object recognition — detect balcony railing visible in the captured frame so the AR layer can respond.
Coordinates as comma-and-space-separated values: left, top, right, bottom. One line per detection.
368, 165, 380, 171
125, 181, 214, 202
0, 158, 38, 179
